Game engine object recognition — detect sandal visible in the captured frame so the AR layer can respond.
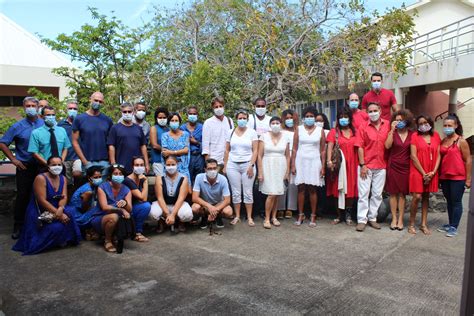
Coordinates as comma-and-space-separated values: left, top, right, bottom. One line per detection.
263, 220, 271, 229
230, 217, 241, 225
309, 214, 317, 227
419, 225, 431, 235
271, 218, 281, 227
332, 218, 341, 225
294, 213, 305, 226
248, 218, 255, 227
134, 233, 149, 242
104, 240, 116, 253
285, 211, 293, 219
408, 225, 416, 235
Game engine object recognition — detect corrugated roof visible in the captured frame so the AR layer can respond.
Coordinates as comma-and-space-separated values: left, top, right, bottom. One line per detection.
0, 12, 75, 68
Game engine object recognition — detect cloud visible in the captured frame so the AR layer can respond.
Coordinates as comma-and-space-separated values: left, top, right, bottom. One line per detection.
131, 0, 151, 21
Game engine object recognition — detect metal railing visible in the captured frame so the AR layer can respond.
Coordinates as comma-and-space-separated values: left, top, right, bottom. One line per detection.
434, 97, 474, 122
405, 15, 474, 67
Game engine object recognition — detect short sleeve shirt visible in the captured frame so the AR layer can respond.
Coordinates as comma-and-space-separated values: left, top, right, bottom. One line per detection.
355, 119, 390, 169
226, 128, 258, 162
72, 112, 113, 161
193, 173, 230, 205
180, 122, 203, 153
361, 89, 397, 121
0, 118, 44, 162
352, 110, 369, 131
107, 123, 146, 173
69, 182, 95, 210
28, 125, 71, 161
247, 114, 272, 138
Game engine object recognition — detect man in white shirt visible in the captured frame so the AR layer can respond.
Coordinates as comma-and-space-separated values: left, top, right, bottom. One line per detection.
202, 96, 234, 170
247, 97, 271, 138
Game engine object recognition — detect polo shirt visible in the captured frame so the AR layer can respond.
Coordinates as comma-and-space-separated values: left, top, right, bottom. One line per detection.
58, 119, 79, 161
0, 118, 44, 162
352, 110, 369, 131
361, 88, 397, 121
355, 119, 390, 169
28, 124, 71, 161
193, 173, 230, 205
107, 123, 146, 173
72, 112, 113, 162
180, 122, 203, 154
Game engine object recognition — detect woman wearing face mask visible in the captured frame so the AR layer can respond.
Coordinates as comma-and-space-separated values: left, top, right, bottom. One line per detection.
291, 106, 326, 227
438, 114, 471, 237
91, 164, 132, 252
384, 110, 414, 231
326, 108, 358, 226
276, 109, 299, 219
223, 110, 258, 226
315, 113, 331, 137
258, 117, 290, 229
13, 156, 81, 255
150, 107, 170, 176
161, 113, 191, 183
124, 156, 151, 241
150, 156, 193, 233
407, 115, 441, 235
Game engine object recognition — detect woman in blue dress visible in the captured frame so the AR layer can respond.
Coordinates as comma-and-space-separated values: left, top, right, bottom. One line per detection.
161, 112, 191, 182
12, 156, 81, 255
90, 164, 132, 253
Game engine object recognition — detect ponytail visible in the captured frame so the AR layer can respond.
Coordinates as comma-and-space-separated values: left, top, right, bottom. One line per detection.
445, 113, 463, 136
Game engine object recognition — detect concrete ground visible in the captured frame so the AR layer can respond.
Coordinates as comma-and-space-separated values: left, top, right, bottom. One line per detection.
0, 197, 468, 315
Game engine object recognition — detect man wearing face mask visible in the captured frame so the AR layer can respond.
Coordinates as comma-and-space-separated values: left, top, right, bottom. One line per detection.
28, 106, 71, 167
38, 99, 49, 119
0, 97, 44, 239
58, 100, 82, 189
180, 105, 204, 184
247, 97, 272, 138
202, 96, 234, 171
72, 91, 113, 174
355, 102, 390, 232
118, 101, 150, 142
347, 93, 368, 130
107, 103, 149, 174
361, 72, 399, 122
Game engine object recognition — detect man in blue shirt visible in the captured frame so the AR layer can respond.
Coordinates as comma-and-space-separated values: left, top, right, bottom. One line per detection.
150, 107, 169, 176
58, 100, 82, 187
107, 103, 149, 174
72, 91, 113, 174
192, 158, 232, 229
180, 105, 204, 184
28, 106, 71, 166
0, 97, 44, 239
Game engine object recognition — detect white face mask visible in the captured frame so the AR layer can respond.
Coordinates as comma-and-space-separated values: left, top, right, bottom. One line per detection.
206, 169, 218, 179
133, 166, 145, 175
368, 111, 380, 122
166, 165, 177, 174
49, 165, 63, 176
315, 122, 324, 128
213, 107, 225, 117
135, 110, 146, 120
157, 118, 167, 127
122, 113, 133, 122
271, 124, 281, 134
255, 107, 267, 117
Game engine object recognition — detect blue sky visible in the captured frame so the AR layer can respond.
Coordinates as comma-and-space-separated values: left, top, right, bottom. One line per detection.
1, 0, 417, 42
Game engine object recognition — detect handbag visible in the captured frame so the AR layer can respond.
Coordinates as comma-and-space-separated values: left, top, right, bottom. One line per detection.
115, 216, 136, 254
327, 129, 342, 181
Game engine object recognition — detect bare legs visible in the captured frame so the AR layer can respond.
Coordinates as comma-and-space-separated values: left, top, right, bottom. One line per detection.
102, 213, 119, 252
389, 194, 406, 230
408, 192, 431, 235
296, 184, 318, 226
264, 195, 279, 228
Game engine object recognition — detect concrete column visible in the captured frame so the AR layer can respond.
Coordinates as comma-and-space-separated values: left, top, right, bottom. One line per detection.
448, 88, 458, 114
394, 87, 404, 109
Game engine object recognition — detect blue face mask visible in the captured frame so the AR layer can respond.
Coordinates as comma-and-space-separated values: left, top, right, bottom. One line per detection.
68, 109, 78, 119
170, 122, 180, 130
237, 119, 247, 128
372, 81, 382, 90
91, 102, 101, 110
44, 115, 56, 127
304, 117, 315, 126
188, 114, 198, 123
111, 175, 124, 184
349, 101, 359, 109
91, 178, 103, 186
25, 107, 37, 117
443, 127, 455, 136
396, 120, 407, 129
339, 118, 349, 127
285, 119, 294, 128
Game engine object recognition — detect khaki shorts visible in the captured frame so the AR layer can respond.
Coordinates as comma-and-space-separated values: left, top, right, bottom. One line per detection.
64, 159, 82, 184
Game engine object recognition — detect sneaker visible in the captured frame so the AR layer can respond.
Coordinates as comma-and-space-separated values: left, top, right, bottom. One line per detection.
200, 216, 208, 229
215, 216, 224, 228
437, 224, 450, 233
446, 226, 458, 237
368, 221, 381, 230
356, 223, 366, 232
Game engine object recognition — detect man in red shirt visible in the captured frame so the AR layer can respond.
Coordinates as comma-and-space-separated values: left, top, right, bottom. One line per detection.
355, 102, 390, 232
347, 93, 368, 130
361, 72, 399, 121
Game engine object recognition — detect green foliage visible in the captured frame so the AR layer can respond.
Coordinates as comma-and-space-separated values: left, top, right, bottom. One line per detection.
0, 109, 19, 159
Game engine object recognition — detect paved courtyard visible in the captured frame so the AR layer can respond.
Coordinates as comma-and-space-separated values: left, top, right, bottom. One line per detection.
0, 200, 468, 315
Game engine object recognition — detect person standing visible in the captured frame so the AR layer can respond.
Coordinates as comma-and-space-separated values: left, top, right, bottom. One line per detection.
38, 99, 48, 118
28, 106, 71, 166
180, 106, 204, 184
118, 101, 150, 141
72, 91, 113, 173
407, 115, 441, 235
291, 106, 326, 227
361, 72, 399, 121
384, 109, 413, 231
223, 110, 258, 226
258, 117, 290, 229
438, 114, 471, 237
107, 103, 149, 174
355, 102, 390, 232
150, 107, 170, 176
202, 96, 234, 170
58, 100, 82, 189
347, 93, 368, 130
161, 113, 190, 181
247, 97, 272, 137
0, 97, 44, 239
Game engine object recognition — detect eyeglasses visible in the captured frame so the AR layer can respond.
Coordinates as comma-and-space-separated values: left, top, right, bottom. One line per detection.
111, 164, 124, 168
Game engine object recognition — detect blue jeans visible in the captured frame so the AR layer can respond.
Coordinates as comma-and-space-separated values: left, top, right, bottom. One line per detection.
440, 180, 466, 229
189, 154, 205, 185
132, 202, 151, 233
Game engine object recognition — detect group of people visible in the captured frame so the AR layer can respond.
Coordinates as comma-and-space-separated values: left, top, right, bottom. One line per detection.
1, 72, 471, 255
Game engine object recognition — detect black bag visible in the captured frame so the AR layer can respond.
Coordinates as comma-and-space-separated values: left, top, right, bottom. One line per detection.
115, 216, 136, 254
327, 130, 342, 181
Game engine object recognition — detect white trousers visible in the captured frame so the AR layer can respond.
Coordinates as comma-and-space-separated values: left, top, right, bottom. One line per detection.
277, 176, 297, 211
152, 162, 165, 176
226, 161, 255, 204
149, 201, 193, 222
357, 168, 386, 224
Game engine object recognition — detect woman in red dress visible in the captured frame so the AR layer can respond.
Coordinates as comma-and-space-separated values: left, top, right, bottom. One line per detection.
384, 110, 413, 231
408, 115, 441, 235
326, 107, 358, 225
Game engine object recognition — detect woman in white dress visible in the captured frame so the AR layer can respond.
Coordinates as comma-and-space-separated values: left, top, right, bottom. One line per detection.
258, 117, 290, 229
291, 106, 326, 227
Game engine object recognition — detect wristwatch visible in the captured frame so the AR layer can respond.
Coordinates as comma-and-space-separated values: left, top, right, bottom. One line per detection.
359, 163, 365, 167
